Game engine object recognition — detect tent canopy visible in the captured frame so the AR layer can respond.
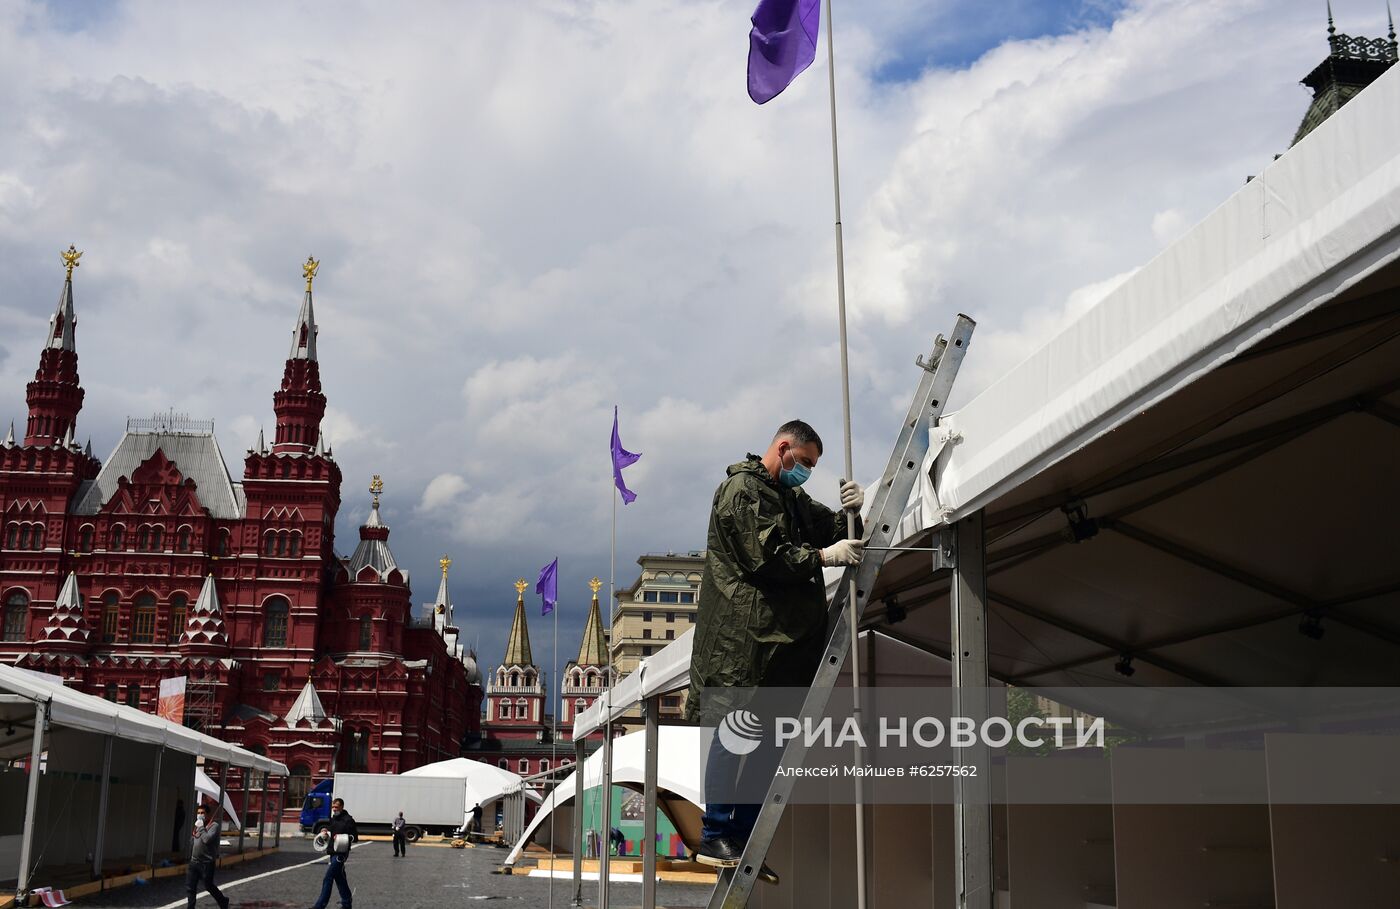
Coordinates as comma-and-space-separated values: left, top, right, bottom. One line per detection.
504, 726, 707, 867
0, 664, 288, 775
401, 756, 540, 806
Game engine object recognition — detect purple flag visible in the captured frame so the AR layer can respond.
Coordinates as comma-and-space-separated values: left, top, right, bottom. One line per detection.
748, 0, 821, 104
611, 406, 640, 505
536, 558, 558, 616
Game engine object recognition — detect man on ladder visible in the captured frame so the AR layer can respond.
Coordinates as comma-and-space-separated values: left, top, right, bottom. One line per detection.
685, 420, 865, 883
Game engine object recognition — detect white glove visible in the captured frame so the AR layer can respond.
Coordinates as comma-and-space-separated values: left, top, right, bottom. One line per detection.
821, 539, 864, 567
839, 480, 865, 512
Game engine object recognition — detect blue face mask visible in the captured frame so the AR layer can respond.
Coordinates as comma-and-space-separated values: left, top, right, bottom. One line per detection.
778, 449, 811, 488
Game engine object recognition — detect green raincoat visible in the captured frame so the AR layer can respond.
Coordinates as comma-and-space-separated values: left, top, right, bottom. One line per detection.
685, 455, 861, 725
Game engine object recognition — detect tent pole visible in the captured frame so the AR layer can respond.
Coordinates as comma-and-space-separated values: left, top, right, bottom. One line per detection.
572, 737, 585, 906
238, 767, 247, 854
145, 746, 164, 869
949, 511, 992, 909
16, 700, 46, 900
217, 760, 230, 834
92, 734, 114, 881
641, 695, 660, 909
273, 774, 283, 848
259, 769, 269, 851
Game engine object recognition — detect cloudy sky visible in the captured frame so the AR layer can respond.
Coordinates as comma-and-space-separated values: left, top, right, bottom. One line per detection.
0, 0, 1383, 706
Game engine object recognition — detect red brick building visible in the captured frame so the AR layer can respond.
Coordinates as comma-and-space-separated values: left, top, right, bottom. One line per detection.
0, 254, 482, 821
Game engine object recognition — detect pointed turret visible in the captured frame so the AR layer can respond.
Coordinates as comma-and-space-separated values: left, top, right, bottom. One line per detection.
284, 679, 328, 728
24, 246, 86, 447
347, 475, 403, 583
2, 422, 13, 448
39, 572, 90, 651
179, 574, 229, 651
503, 578, 534, 668
576, 576, 609, 667
1292, 7, 1398, 146
271, 256, 327, 454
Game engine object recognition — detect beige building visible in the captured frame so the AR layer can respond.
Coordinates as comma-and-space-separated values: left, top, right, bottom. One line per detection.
610, 551, 703, 719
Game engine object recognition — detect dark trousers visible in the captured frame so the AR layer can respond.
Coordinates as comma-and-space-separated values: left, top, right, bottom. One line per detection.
392, 831, 406, 855
186, 860, 226, 909
701, 731, 777, 845
312, 854, 351, 909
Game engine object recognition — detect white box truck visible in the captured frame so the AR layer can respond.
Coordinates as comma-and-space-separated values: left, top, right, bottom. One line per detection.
304, 772, 469, 841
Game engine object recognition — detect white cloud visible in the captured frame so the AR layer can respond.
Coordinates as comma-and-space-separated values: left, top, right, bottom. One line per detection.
418, 472, 469, 513
0, 0, 1359, 664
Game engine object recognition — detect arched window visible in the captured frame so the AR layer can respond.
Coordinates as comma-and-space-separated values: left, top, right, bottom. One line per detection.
516, 697, 528, 720
518, 759, 528, 773
4, 524, 16, 550
17, 525, 31, 550
287, 764, 313, 806
263, 596, 289, 647
151, 526, 164, 551
538, 760, 549, 774
510, 670, 520, 687
575, 698, 587, 715
289, 532, 302, 558
358, 615, 372, 651
3, 591, 29, 642
135, 526, 149, 551
30, 522, 44, 550
102, 591, 120, 643
280, 459, 291, 479
498, 759, 509, 769
168, 593, 188, 641
132, 593, 156, 644
177, 526, 192, 553
348, 730, 369, 772
264, 532, 276, 557
79, 525, 94, 552
216, 528, 231, 556
110, 525, 125, 550
275, 532, 287, 557
499, 700, 512, 719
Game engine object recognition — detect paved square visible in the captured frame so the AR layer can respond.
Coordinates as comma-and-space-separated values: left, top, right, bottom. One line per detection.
78, 839, 716, 909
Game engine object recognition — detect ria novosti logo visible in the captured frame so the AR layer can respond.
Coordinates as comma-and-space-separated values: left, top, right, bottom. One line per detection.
717, 709, 765, 755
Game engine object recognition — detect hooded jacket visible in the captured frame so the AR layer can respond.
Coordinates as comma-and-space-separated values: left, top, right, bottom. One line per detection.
684, 455, 859, 724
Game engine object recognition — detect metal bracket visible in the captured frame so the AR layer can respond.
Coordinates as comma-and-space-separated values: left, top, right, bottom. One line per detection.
915, 334, 948, 373
931, 525, 957, 573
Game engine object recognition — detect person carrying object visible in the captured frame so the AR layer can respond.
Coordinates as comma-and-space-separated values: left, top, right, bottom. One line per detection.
684, 420, 864, 885
310, 797, 359, 909
187, 802, 229, 909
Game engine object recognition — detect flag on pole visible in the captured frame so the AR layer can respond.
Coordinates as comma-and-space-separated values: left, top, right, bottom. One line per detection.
611, 406, 641, 504
536, 558, 558, 616
748, 0, 821, 104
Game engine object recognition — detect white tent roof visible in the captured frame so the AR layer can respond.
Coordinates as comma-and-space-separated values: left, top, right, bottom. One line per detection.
572, 628, 694, 739
401, 756, 541, 807
503, 725, 707, 867
0, 664, 288, 774
195, 767, 241, 828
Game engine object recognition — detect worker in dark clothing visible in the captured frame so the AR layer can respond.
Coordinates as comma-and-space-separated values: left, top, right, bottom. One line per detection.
310, 798, 358, 909
685, 420, 864, 884
391, 811, 407, 857
609, 826, 626, 856
188, 802, 230, 909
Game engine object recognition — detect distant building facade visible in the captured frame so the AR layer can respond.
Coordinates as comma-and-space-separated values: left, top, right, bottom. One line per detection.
0, 253, 482, 822
611, 552, 703, 720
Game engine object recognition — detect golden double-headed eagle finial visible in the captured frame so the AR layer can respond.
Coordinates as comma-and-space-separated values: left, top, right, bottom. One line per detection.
589, 577, 603, 596
440, 555, 452, 577
303, 255, 320, 292
514, 578, 529, 598
369, 475, 383, 508
61, 245, 83, 280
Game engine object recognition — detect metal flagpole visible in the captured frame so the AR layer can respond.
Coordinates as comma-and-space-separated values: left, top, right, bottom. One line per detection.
822, 0, 869, 906
601, 487, 616, 909
549, 585, 559, 907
